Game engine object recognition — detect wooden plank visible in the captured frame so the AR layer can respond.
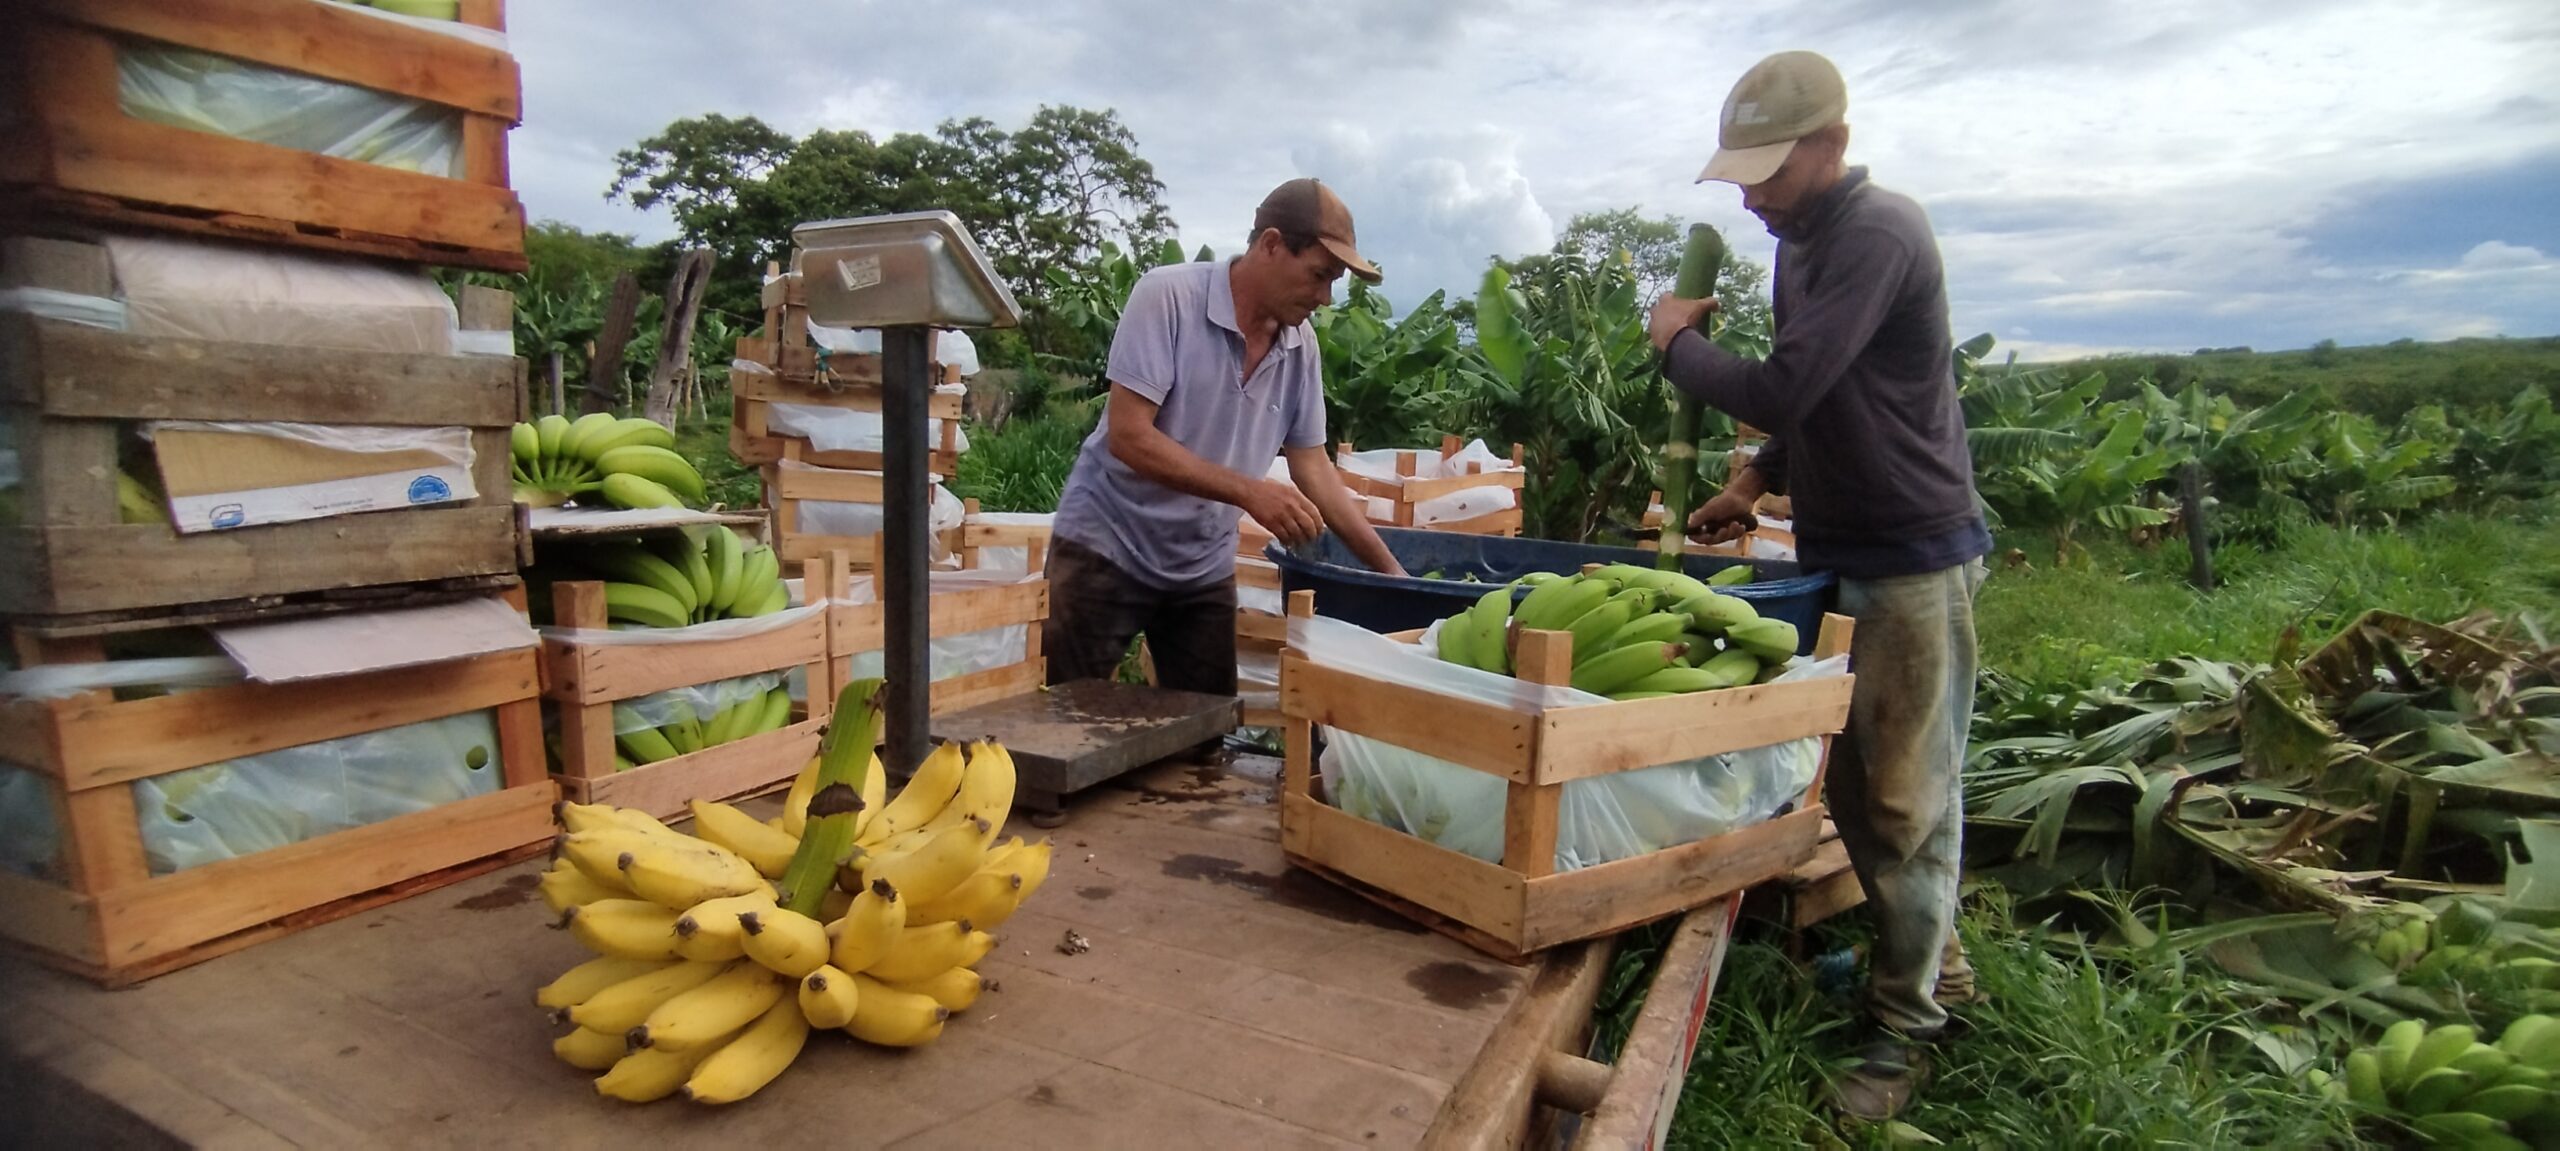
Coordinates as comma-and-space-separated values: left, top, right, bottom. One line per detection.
86, 784, 555, 971
48, 649, 539, 791
733, 367, 963, 419
1399, 469, 1525, 504
1578, 901, 1739, 1150
1281, 793, 1525, 940
0, 868, 101, 966
1420, 506, 1523, 537
491, 696, 546, 791
563, 719, 825, 822
773, 465, 885, 505
831, 581, 1048, 653
3, 506, 520, 616
15, 412, 118, 527
1422, 939, 1615, 1150
35, 0, 523, 118
59, 784, 151, 893
1530, 674, 1854, 785
1236, 611, 1290, 645
2, 316, 520, 424
1279, 655, 1537, 784
928, 660, 1044, 715
543, 609, 825, 704
962, 519, 1053, 552
1518, 805, 1822, 952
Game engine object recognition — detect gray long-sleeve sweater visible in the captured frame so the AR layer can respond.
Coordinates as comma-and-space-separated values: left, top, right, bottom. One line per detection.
1663, 168, 1988, 579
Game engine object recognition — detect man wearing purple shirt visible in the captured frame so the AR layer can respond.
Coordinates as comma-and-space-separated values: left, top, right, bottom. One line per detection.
1647, 51, 1990, 1122
1046, 178, 1405, 698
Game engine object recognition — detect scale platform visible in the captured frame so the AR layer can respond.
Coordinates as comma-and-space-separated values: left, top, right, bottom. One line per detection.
930, 678, 1239, 821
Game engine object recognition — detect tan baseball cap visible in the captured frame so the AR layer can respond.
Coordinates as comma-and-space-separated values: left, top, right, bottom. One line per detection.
1255, 178, 1382, 283
1696, 51, 1848, 186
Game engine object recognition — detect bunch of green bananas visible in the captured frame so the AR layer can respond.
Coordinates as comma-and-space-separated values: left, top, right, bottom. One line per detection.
612, 687, 793, 769
511, 414, 707, 510
2365, 899, 2560, 994
550, 526, 790, 629
2337, 1016, 2560, 1147
1431, 562, 1797, 699
117, 469, 170, 525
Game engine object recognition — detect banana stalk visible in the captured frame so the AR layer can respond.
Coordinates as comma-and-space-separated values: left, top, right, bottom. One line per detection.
1656, 223, 1727, 570
776, 678, 883, 916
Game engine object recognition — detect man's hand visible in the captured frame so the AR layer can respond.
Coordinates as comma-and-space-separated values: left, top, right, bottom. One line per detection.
1243, 479, 1322, 546
1648, 294, 1720, 353
1686, 484, 1758, 546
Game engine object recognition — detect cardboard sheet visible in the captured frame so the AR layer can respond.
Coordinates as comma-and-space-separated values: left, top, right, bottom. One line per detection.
212, 597, 535, 684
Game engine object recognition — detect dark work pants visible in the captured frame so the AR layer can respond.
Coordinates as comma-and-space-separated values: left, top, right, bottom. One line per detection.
1041, 536, 1238, 696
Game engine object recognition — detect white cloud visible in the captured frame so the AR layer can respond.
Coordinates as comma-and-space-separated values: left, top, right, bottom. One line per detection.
1282, 125, 1555, 304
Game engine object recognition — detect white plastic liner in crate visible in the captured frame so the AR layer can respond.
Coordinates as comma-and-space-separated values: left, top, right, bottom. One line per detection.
840, 570, 1039, 685
1293, 613, 1841, 873
1335, 439, 1525, 527
119, 46, 464, 179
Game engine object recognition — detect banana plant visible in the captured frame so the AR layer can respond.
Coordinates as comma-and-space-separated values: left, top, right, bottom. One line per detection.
2305, 412, 2456, 526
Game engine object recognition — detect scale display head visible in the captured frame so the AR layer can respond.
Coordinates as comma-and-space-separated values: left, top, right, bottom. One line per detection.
790, 211, 1022, 330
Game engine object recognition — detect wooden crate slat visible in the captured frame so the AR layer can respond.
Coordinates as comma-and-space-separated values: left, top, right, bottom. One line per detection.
928, 660, 1044, 716
1398, 468, 1526, 504
829, 581, 1048, 652
561, 719, 824, 822
1422, 506, 1525, 537
542, 609, 826, 706
1278, 654, 1537, 783
772, 465, 886, 505
0, 869, 100, 966
41, 647, 538, 791
1517, 806, 1822, 952
35, 0, 523, 118
1237, 611, 1289, 645
83, 783, 554, 969
2, 507, 521, 617
961, 520, 1054, 552
734, 367, 964, 419
1529, 675, 1856, 785
1281, 793, 1526, 937
3, 315, 521, 425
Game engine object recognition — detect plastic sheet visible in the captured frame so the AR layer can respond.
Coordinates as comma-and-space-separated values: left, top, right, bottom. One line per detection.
104, 233, 461, 354
540, 601, 826, 648
767, 402, 972, 458
611, 671, 785, 733
0, 656, 245, 701
1295, 614, 1846, 872
844, 625, 1028, 685
963, 511, 1054, 577
0, 765, 63, 880
0, 286, 128, 330
802, 319, 982, 376
134, 709, 505, 876
1338, 439, 1524, 527
119, 46, 462, 178
782, 460, 967, 545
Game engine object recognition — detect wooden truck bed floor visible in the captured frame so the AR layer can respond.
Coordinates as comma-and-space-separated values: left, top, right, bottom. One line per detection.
0, 753, 1531, 1149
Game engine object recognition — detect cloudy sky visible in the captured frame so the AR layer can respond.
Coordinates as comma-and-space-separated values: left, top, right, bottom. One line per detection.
509, 0, 2559, 359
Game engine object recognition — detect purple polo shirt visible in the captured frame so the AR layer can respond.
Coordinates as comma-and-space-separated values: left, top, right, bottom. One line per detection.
1051, 260, 1328, 589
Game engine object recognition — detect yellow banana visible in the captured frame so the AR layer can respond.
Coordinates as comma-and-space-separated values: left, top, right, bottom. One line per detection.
781, 757, 821, 839
536, 955, 673, 1011
681, 995, 809, 1104
859, 741, 966, 846
866, 818, 991, 908
797, 965, 862, 1029
830, 878, 907, 974
613, 836, 769, 911
634, 962, 789, 1053
909, 869, 1025, 929
737, 906, 832, 979
843, 973, 950, 1048
540, 859, 627, 915
885, 966, 987, 1013
862, 920, 978, 984
565, 898, 685, 961
566, 958, 726, 1032
959, 930, 996, 969
595, 1036, 730, 1104
688, 799, 799, 878
925, 740, 1017, 836
1009, 840, 1054, 904
856, 751, 888, 837
673, 892, 777, 963
558, 828, 668, 888
553, 1027, 632, 1071
559, 801, 679, 838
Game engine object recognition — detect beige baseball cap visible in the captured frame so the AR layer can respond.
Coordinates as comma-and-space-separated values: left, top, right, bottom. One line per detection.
1696, 51, 1848, 186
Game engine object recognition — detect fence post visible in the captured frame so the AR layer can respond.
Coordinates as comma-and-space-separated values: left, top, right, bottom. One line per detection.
2180, 460, 2213, 592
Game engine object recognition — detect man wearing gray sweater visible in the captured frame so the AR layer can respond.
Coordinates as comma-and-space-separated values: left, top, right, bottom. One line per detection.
1648, 50, 1989, 1122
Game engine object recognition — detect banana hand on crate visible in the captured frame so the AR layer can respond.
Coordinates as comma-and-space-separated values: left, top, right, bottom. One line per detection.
511, 414, 706, 510
1434, 563, 1797, 697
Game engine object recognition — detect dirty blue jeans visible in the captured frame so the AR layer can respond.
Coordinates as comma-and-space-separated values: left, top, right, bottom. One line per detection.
1829, 559, 1985, 1036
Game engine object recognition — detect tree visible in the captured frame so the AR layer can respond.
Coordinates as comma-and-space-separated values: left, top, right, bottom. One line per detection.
605, 114, 795, 278
1496, 209, 1773, 339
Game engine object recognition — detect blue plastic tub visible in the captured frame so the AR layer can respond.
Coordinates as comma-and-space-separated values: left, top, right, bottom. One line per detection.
1268, 528, 1836, 656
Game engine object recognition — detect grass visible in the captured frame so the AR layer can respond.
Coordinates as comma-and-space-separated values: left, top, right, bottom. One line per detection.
1976, 499, 2560, 692
1653, 896, 2367, 1149
672, 391, 761, 511
2041, 335, 2560, 423
948, 399, 1099, 513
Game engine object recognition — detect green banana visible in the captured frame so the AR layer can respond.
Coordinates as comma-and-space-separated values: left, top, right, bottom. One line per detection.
116, 471, 169, 525
604, 582, 691, 629
756, 688, 793, 734
1514, 575, 1608, 632
1606, 690, 1679, 701
2497, 1015, 2560, 1067
1515, 571, 1563, 586
511, 422, 540, 469
1564, 600, 1635, 666
616, 716, 683, 764
707, 527, 747, 614
2458, 1084, 2547, 1122
1602, 611, 1690, 653
1724, 617, 1800, 662
1707, 564, 1753, 586
2452, 1043, 2514, 1080
2412, 1110, 2507, 1141
559, 412, 621, 461
1696, 647, 1763, 688
2403, 1066, 2477, 1115
735, 546, 781, 613
2379, 1019, 2428, 1086
665, 712, 706, 754
580, 417, 677, 462
1571, 641, 1685, 696
1607, 587, 1660, 616
1464, 586, 1514, 675
2344, 1049, 2385, 1108
597, 446, 709, 504
2407, 1025, 2483, 1088
585, 546, 699, 616
1673, 591, 1759, 634
738, 579, 789, 618
1436, 606, 1480, 667
603, 473, 688, 510
1620, 665, 1732, 694
659, 531, 714, 615
536, 414, 573, 462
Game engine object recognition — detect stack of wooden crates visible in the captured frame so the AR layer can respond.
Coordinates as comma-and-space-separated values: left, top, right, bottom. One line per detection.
0, 0, 551, 985
730, 266, 965, 568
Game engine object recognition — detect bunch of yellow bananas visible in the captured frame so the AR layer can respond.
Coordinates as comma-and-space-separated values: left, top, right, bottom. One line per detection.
531, 736, 1049, 1105
510, 413, 706, 511
2331, 1016, 2560, 1147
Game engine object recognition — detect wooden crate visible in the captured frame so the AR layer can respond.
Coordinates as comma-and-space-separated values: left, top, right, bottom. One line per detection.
540, 569, 834, 821
0, 294, 526, 618
1335, 435, 1526, 536
1277, 589, 1855, 962
727, 269, 964, 473
824, 556, 1048, 718
1237, 554, 1286, 728
0, 0, 527, 271
0, 594, 554, 986
953, 499, 1053, 573
762, 442, 962, 568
